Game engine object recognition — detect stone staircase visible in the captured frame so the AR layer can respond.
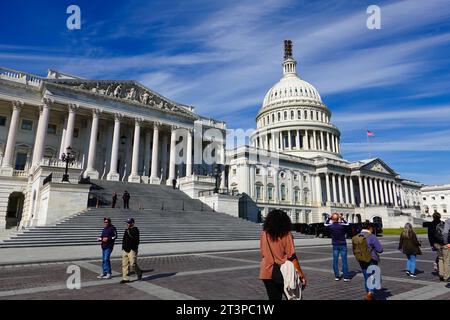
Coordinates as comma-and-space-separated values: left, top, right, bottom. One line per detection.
0, 180, 265, 248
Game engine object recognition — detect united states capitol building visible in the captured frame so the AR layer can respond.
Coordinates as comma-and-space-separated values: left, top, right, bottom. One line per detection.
0, 41, 426, 231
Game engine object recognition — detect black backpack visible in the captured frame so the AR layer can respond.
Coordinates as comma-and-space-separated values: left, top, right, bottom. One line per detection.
434, 221, 445, 244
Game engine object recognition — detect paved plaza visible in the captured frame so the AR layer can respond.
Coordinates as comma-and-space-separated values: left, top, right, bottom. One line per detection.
0, 235, 449, 300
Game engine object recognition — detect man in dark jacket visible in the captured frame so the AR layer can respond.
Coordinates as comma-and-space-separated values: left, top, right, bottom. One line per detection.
325, 213, 350, 282
112, 192, 117, 208
122, 190, 130, 209
120, 218, 143, 283
424, 212, 441, 272
97, 217, 117, 279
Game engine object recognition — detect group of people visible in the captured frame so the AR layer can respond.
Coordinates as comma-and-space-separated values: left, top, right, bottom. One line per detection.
111, 191, 131, 209
97, 216, 143, 283
259, 209, 450, 301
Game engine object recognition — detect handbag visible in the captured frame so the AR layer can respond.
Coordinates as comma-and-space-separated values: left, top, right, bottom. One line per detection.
266, 232, 284, 284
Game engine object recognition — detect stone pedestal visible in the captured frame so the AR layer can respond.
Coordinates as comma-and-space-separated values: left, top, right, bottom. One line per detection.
128, 175, 141, 183
179, 175, 216, 199
0, 167, 14, 177
84, 169, 99, 180
198, 193, 240, 217
37, 182, 90, 226
106, 172, 120, 181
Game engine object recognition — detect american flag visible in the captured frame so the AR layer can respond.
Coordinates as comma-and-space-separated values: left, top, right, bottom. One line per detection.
367, 130, 375, 137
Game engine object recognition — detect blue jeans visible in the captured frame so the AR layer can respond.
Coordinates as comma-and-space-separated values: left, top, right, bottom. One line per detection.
360, 260, 379, 293
406, 254, 416, 274
102, 247, 112, 275
332, 245, 349, 279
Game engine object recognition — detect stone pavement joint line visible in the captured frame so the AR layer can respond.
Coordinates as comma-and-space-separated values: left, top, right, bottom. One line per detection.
388, 284, 450, 300
77, 261, 197, 300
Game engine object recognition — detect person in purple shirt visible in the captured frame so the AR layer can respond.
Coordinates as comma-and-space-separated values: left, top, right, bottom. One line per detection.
325, 213, 350, 282
359, 221, 383, 300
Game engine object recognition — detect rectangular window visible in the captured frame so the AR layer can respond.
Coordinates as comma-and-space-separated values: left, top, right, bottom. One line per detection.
256, 168, 261, 175
0, 115, 6, 126
47, 124, 57, 134
15, 152, 27, 170
423, 197, 426, 200
268, 188, 273, 200
21, 119, 33, 131
441, 196, 445, 200
256, 186, 262, 200
294, 190, 299, 202
232, 168, 236, 175
73, 128, 79, 138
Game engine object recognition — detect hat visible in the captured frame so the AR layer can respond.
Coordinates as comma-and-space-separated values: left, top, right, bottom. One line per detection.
125, 218, 135, 224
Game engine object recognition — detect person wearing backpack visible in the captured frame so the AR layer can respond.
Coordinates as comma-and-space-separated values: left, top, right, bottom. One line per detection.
434, 217, 450, 282
325, 213, 350, 282
120, 218, 143, 284
352, 221, 383, 300
259, 210, 307, 300
398, 223, 422, 277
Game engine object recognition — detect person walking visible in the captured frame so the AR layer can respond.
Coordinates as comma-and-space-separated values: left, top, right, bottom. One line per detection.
325, 213, 350, 282
112, 192, 117, 208
398, 223, 422, 277
97, 217, 117, 279
352, 221, 383, 300
122, 190, 130, 209
259, 209, 306, 300
434, 216, 450, 282
172, 178, 177, 189
120, 218, 143, 284
424, 212, 441, 272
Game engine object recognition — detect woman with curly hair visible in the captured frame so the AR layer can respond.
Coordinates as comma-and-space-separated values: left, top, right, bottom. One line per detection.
259, 209, 307, 300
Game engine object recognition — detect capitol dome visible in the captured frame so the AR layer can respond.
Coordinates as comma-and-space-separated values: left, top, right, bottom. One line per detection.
251, 40, 342, 160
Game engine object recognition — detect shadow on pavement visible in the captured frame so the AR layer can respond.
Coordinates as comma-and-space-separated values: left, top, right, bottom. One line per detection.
142, 272, 177, 281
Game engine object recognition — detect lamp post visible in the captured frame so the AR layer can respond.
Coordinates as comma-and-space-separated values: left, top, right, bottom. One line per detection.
61, 146, 75, 182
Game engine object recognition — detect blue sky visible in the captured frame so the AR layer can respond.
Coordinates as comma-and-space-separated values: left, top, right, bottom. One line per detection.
1, 0, 450, 185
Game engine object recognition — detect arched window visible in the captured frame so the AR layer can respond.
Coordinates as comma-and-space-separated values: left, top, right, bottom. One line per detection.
291, 110, 294, 119
294, 188, 300, 203
284, 111, 287, 120
278, 112, 281, 121
272, 114, 274, 122
304, 110, 308, 119
297, 110, 301, 119
256, 184, 263, 200
267, 185, 274, 201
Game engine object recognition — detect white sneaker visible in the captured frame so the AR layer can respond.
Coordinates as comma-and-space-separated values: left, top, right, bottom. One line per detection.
343, 278, 350, 282
335, 277, 340, 281
97, 274, 105, 279
102, 273, 112, 279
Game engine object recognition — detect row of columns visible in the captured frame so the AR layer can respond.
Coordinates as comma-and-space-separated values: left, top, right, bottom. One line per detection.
0, 99, 206, 185
319, 173, 405, 208
254, 129, 340, 154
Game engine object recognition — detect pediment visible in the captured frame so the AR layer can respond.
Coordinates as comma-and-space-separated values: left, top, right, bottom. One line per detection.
361, 159, 395, 175
44, 79, 196, 119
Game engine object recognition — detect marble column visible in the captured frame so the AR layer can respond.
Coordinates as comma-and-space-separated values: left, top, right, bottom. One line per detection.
389, 181, 396, 206
305, 130, 309, 150
335, 136, 340, 154
279, 131, 283, 150
338, 174, 343, 204
326, 132, 331, 152
167, 126, 177, 185
316, 174, 322, 206
358, 176, 365, 207
313, 130, 317, 150
84, 109, 101, 179
320, 131, 324, 151
220, 143, 226, 189
64, 104, 78, 151
143, 128, 152, 177
296, 130, 300, 150
32, 98, 51, 167
287, 130, 292, 149
374, 178, 380, 204
344, 176, 350, 205
186, 129, 193, 176
106, 113, 122, 181
325, 173, 331, 204
58, 117, 67, 159
161, 133, 168, 181
379, 179, 385, 204
1, 101, 23, 173
150, 123, 161, 183
349, 177, 356, 205
383, 180, 389, 205
332, 173, 337, 204
369, 177, 375, 205
129, 118, 142, 183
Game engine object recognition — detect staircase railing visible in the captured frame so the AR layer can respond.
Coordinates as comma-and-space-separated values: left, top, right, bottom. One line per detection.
198, 188, 237, 197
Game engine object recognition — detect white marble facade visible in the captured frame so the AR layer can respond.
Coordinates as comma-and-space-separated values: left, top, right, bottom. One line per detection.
421, 184, 450, 219
0, 68, 226, 229
227, 41, 423, 227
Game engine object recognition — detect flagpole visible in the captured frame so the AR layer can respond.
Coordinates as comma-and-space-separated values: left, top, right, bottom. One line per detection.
366, 130, 371, 159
